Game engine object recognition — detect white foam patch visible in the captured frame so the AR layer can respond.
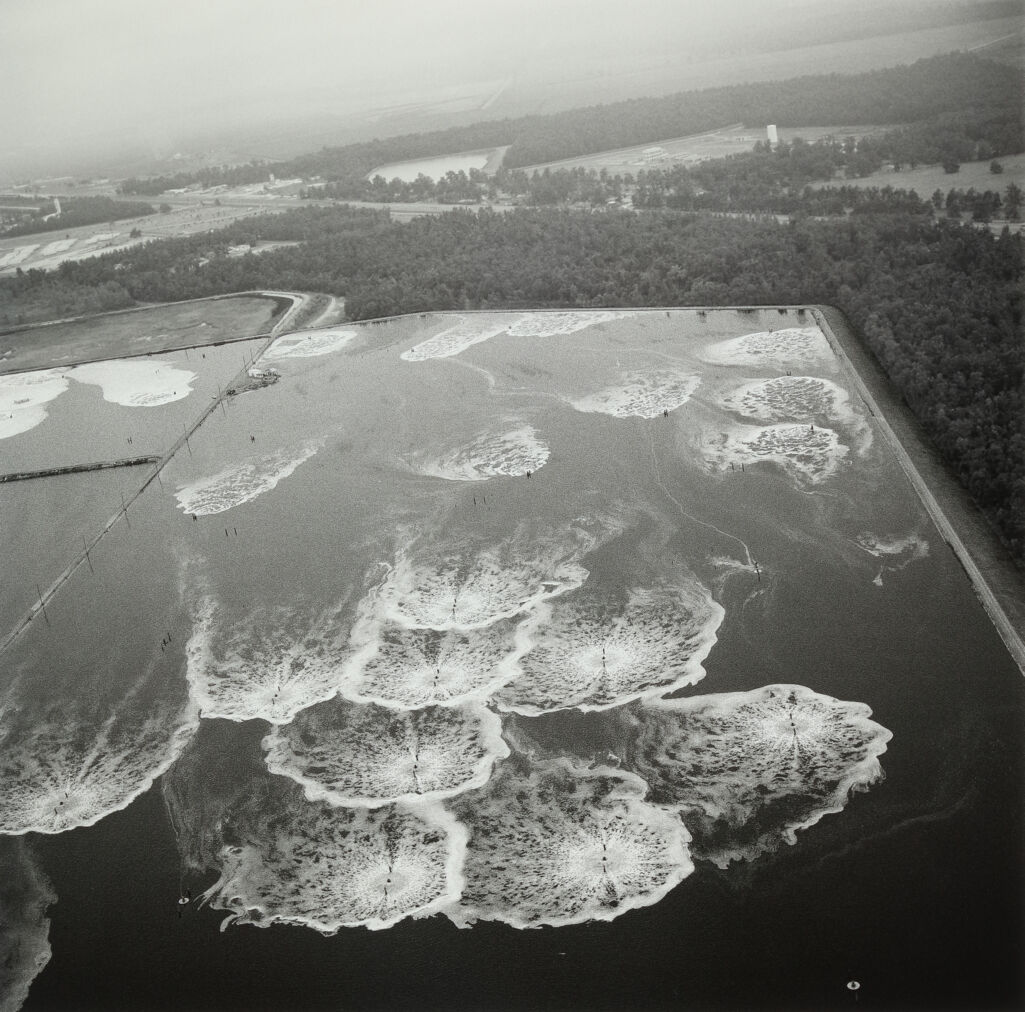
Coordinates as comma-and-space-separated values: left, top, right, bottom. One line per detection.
185, 596, 355, 724
401, 311, 637, 361
68, 359, 196, 406
449, 757, 692, 929
856, 532, 930, 586
720, 375, 873, 454
263, 330, 357, 359
201, 786, 467, 933
343, 614, 534, 709
496, 583, 723, 715
0, 369, 69, 439
719, 375, 848, 423
702, 327, 832, 368
376, 524, 602, 631
504, 311, 636, 338
263, 699, 508, 808
419, 425, 550, 481
401, 318, 510, 361
708, 423, 848, 483
0, 837, 55, 1012
856, 532, 929, 560
631, 685, 892, 867
0, 700, 198, 836
570, 370, 701, 419
175, 439, 322, 516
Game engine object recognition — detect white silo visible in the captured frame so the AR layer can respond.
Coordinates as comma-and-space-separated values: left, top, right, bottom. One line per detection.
767, 124, 778, 145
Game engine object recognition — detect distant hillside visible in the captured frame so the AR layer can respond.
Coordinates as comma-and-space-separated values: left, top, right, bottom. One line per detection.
118, 52, 1023, 197
500, 52, 1024, 167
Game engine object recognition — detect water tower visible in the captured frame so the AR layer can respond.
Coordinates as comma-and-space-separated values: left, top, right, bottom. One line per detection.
766, 124, 778, 146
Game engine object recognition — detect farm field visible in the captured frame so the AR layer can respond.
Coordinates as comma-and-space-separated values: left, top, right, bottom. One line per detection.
520, 124, 892, 177
2, 306, 1022, 1012
811, 152, 1025, 196
370, 147, 507, 182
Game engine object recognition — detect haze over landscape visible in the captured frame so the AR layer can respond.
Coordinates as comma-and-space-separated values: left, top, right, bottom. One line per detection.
3, 0, 1021, 178
1, 2, 1023, 1011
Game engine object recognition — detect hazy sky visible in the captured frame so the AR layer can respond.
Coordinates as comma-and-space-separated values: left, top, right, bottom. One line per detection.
1, 0, 1003, 176
2, 0, 840, 151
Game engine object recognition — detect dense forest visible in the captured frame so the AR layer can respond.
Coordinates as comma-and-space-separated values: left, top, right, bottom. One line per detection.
2, 204, 1021, 564
1, 196, 155, 238
117, 53, 1022, 197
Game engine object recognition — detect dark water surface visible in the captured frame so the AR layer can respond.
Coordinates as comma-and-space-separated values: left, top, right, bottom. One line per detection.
3, 309, 1022, 1011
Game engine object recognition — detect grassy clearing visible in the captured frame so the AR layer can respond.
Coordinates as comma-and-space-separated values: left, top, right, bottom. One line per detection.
521, 124, 892, 176
811, 153, 1025, 197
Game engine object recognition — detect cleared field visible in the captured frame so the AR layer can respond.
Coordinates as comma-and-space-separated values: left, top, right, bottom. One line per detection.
0, 294, 286, 374
0, 201, 301, 276
0, 245, 39, 267
370, 147, 506, 182
520, 124, 891, 176
811, 153, 1025, 196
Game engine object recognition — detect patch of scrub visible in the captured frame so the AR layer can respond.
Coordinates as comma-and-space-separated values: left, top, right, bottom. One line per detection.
263, 330, 357, 359
0, 369, 69, 439
708, 422, 848, 483
630, 685, 892, 867
185, 596, 355, 724
701, 327, 832, 368
0, 697, 198, 836
418, 424, 550, 480
570, 370, 701, 419
262, 699, 508, 808
343, 614, 533, 709
449, 757, 692, 928
174, 439, 322, 516
496, 583, 723, 714
375, 522, 605, 631
68, 359, 196, 406
200, 779, 467, 933
0, 837, 55, 1012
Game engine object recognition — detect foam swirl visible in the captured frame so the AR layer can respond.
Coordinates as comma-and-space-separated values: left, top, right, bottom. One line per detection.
262, 699, 508, 807
497, 583, 723, 714
630, 684, 892, 867
449, 757, 692, 928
